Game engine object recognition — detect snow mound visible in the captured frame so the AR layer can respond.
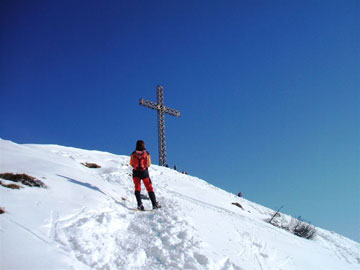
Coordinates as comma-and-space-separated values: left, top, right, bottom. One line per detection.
0, 139, 359, 270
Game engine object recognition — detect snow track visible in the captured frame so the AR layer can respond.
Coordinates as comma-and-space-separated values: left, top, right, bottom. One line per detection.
53, 199, 210, 269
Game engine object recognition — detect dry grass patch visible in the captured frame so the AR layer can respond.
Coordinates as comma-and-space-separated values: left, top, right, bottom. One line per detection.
0, 173, 47, 188
0, 180, 22, 189
232, 202, 244, 210
82, 162, 101, 168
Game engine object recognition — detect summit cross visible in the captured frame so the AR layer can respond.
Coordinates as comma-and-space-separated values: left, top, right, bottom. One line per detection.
139, 85, 181, 166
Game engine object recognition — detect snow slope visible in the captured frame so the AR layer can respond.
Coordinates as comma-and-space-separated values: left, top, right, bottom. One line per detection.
0, 139, 359, 270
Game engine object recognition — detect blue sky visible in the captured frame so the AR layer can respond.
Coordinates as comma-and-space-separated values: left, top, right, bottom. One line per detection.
1, 1, 359, 242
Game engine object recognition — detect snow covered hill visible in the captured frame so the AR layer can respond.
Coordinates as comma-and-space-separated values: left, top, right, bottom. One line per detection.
0, 139, 359, 270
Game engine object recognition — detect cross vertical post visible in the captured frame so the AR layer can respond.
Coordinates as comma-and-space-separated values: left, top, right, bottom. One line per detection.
157, 86, 166, 166
139, 85, 181, 166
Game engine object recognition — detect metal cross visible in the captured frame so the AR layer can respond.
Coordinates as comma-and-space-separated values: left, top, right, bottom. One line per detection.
139, 85, 181, 166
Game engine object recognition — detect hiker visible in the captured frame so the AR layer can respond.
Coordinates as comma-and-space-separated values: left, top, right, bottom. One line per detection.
130, 140, 161, 210
238, 192, 242, 197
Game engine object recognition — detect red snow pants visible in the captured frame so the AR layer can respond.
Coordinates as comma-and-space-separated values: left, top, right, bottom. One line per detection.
133, 177, 154, 193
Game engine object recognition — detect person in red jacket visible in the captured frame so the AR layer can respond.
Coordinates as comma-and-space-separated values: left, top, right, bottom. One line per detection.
130, 140, 161, 210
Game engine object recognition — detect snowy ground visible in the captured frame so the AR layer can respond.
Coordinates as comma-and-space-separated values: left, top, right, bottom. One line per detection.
0, 139, 359, 270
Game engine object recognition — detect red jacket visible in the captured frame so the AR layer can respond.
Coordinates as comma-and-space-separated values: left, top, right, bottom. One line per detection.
130, 150, 151, 179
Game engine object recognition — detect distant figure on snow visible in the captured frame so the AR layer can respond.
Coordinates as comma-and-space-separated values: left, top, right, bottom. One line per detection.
130, 140, 161, 210
238, 192, 242, 197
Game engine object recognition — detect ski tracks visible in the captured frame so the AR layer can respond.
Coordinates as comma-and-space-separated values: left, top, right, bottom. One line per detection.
166, 189, 293, 270
237, 232, 293, 270
317, 230, 360, 265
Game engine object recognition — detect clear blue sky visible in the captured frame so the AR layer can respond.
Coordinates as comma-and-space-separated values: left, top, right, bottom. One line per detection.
1, 1, 359, 242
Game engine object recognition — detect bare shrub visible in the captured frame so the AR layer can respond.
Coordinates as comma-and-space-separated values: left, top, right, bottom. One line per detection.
267, 212, 292, 231
293, 216, 316, 239
268, 209, 316, 240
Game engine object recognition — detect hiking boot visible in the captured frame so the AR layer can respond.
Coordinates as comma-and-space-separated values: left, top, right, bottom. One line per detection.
153, 202, 161, 209
135, 191, 143, 208
149, 192, 161, 209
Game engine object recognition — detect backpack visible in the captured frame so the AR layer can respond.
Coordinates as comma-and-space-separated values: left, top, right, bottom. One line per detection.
133, 150, 148, 171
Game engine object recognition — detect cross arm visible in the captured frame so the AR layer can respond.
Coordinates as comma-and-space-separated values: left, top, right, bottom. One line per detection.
164, 106, 181, 117
139, 98, 158, 110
